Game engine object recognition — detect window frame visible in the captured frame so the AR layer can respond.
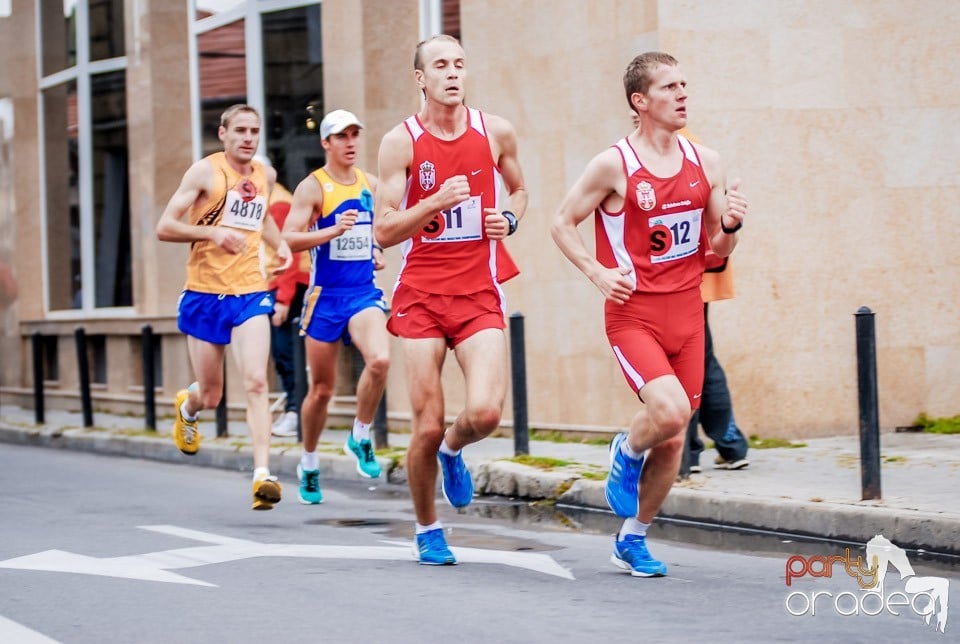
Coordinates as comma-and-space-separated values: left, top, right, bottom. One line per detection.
35, 0, 132, 318
189, 0, 322, 163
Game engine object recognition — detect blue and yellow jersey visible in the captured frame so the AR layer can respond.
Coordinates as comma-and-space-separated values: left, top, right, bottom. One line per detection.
308, 167, 376, 291
185, 152, 270, 294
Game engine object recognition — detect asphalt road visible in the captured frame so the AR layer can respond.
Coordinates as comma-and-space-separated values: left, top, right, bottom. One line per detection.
1, 445, 955, 643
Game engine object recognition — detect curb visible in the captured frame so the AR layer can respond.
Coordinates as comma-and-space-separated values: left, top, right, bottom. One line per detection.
3, 423, 958, 555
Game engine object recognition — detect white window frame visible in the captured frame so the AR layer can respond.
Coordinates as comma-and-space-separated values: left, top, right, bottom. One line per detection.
35, 0, 132, 318
188, 0, 322, 163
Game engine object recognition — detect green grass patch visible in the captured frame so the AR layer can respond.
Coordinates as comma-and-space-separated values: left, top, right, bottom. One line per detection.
529, 429, 611, 446
578, 470, 606, 481
882, 455, 907, 464
913, 413, 960, 435
508, 454, 572, 470
749, 435, 807, 449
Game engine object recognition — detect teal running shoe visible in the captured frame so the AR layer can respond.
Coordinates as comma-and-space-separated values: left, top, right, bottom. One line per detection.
611, 534, 667, 577
415, 528, 457, 565
344, 435, 382, 479
438, 451, 473, 508
297, 464, 323, 504
605, 432, 644, 518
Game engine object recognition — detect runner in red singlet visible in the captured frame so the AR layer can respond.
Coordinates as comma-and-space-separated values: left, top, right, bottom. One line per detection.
375, 34, 528, 566
552, 52, 748, 577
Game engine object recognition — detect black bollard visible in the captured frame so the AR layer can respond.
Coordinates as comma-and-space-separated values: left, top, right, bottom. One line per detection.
509, 312, 529, 456
291, 318, 307, 443
74, 327, 94, 427
31, 332, 45, 424
373, 391, 389, 449
215, 361, 228, 437
855, 306, 881, 500
141, 325, 156, 431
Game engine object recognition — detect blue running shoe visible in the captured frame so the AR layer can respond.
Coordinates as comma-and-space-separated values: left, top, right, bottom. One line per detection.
605, 432, 644, 518
415, 528, 457, 565
438, 451, 474, 508
611, 534, 667, 577
297, 464, 323, 505
344, 434, 382, 479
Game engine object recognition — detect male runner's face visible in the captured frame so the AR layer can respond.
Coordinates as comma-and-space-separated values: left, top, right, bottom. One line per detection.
322, 126, 361, 167
219, 112, 261, 164
641, 63, 688, 132
417, 40, 466, 107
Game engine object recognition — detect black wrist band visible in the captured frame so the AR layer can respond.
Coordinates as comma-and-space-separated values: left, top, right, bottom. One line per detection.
502, 210, 518, 235
721, 219, 742, 234
373, 243, 383, 251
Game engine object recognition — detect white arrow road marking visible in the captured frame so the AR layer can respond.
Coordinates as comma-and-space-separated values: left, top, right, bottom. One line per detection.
0, 525, 575, 585
0, 615, 61, 643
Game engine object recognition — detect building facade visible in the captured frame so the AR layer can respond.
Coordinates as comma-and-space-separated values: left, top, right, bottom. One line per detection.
1, 0, 957, 439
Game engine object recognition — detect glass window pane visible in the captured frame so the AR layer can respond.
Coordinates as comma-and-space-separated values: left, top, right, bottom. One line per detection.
91, 70, 132, 308
43, 80, 81, 310
262, 5, 324, 190
198, 20, 247, 157
40, 0, 78, 76
89, 0, 125, 62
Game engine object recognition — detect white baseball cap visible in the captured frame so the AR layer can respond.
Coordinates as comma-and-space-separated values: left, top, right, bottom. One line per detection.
319, 109, 364, 139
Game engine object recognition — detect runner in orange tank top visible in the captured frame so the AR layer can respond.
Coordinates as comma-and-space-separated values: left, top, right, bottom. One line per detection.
374, 34, 528, 565
552, 52, 748, 577
156, 104, 292, 511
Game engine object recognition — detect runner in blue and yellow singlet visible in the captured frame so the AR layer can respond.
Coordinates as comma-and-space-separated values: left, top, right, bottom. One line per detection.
282, 109, 390, 504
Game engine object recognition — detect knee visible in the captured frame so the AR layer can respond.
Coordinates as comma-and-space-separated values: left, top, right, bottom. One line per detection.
651, 402, 692, 441
364, 353, 390, 381
307, 382, 334, 406
656, 432, 686, 459
244, 374, 269, 397
466, 404, 502, 434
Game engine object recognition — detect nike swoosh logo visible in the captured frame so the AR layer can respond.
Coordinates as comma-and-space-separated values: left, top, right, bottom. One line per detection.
471, 170, 482, 176
693, 393, 702, 399
395, 312, 408, 318
689, 181, 699, 188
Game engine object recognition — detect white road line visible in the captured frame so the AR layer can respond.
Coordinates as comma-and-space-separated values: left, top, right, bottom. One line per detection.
0, 615, 61, 643
0, 525, 576, 585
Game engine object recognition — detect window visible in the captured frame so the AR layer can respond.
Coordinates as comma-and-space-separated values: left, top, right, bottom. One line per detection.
39, 0, 130, 313
191, 1, 323, 187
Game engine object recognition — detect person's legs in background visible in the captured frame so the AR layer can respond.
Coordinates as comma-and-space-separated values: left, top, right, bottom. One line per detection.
697, 306, 749, 469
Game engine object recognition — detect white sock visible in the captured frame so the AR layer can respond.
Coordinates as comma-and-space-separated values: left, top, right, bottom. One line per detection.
352, 418, 371, 442
301, 451, 319, 471
620, 438, 642, 461
416, 521, 443, 534
179, 400, 198, 422
438, 436, 460, 457
253, 467, 270, 481
618, 518, 650, 541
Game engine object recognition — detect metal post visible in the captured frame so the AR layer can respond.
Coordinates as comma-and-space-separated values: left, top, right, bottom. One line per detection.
509, 312, 529, 456
74, 327, 94, 427
373, 391, 389, 449
31, 332, 45, 424
141, 325, 156, 431
215, 361, 228, 437
855, 306, 881, 500
291, 318, 307, 443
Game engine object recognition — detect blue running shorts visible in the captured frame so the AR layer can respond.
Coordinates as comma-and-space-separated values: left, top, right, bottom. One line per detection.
300, 285, 387, 344
177, 290, 274, 345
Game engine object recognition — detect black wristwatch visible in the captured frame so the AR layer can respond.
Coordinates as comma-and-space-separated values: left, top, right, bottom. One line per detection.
502, 210, 518, 236
721, 218, 742, 234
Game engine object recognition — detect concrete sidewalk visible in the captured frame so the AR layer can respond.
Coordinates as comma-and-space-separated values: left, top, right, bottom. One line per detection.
2, 404, 958, 554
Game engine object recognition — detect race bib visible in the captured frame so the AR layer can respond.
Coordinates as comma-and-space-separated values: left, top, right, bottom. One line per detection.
330, 212, 373, 261
222, 189, 267, 232
648, 209, 702, 264
421, 195, 482, 243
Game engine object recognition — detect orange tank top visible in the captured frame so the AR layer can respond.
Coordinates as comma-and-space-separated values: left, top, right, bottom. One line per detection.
184, 152, 270, 294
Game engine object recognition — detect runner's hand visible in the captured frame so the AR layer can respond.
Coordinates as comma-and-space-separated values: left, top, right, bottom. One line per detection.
484, 209, 509, 240
271, 240, 293, 275
212, 228, 247, 254
434, 175, 471, 211
336, 209, 359, 234
593, 266, 634, 305
271, 302, 289, 327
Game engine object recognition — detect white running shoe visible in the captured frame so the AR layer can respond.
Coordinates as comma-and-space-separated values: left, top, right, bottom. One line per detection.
271, 411, 299, 437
